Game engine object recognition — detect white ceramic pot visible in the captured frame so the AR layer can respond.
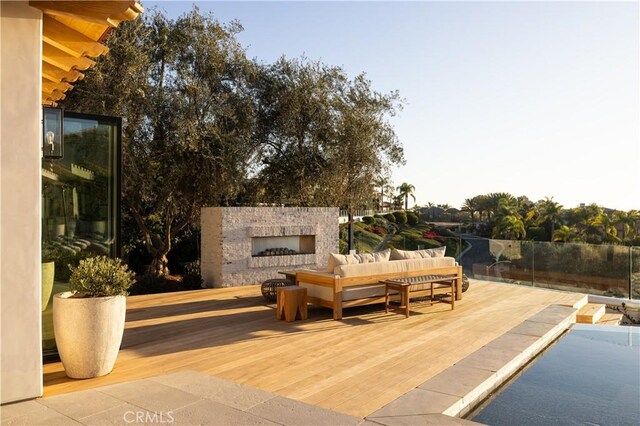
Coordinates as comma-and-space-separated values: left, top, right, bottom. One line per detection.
53, 292, 126, 379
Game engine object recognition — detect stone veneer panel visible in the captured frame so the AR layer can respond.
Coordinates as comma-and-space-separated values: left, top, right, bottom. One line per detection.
201, 207, 338, 287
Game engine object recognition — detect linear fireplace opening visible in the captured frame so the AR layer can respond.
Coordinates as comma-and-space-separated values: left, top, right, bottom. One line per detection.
252, 235, 316, 257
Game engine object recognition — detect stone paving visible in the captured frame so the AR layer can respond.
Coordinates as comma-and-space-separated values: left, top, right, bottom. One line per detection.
1, 371, 362, 426
1, 303, 578, 425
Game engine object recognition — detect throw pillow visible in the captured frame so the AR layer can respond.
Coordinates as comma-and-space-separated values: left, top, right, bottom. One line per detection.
372, 249, 391, 262
354, 249, 391, 264
327, 253, 359, 272
354, 253, 375, 263
390, 248, 421, 260
390, 246, 446, 260
420, 246, 446, 258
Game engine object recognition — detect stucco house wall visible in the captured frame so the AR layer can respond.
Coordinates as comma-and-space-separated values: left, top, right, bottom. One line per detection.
0, 0, 44, 403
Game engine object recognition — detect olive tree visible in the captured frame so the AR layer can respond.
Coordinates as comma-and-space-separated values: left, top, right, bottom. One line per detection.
64, 9, 257, 275
252, 58, 405, 209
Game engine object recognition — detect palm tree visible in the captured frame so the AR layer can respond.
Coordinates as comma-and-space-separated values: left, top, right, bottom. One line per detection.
485, 192, 514, 220
476, 195, 490, 221
537, 197, 563, 238
373, 175, 392, 211
598, 213, 621, 244
392, 194, 404, 210
492, 214, 526, 240
396, 182, 416, 210
614, 210, 640, 241
492, 198, 526, 240
552, 225, 576, 242
628, 210, 640, 239
461, 197, 480, 224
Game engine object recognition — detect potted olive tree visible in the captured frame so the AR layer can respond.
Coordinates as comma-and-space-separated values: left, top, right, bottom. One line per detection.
53, 256, 135, 379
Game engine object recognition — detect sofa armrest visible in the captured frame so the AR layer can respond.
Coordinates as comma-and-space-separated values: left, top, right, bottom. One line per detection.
296, 270, 337, 287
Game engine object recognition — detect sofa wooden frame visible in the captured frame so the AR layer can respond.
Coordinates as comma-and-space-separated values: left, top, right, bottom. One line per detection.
296, 265, 463, 320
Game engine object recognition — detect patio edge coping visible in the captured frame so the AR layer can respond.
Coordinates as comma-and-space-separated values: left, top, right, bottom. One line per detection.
366, 295, 587, 424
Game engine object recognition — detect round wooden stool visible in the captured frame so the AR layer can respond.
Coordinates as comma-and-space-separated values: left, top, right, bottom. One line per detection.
276, 286, 308, 322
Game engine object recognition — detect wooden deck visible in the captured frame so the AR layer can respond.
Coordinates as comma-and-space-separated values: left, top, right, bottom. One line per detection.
43, 280, 585, 418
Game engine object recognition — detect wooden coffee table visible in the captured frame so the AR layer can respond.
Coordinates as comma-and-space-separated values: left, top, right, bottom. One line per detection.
381, 275, 457, 318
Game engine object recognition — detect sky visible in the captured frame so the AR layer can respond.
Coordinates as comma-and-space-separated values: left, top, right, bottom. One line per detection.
146, 0, 639, 211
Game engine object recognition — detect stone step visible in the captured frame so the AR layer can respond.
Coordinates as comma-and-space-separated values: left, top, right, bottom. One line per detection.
576, 303, 606, 324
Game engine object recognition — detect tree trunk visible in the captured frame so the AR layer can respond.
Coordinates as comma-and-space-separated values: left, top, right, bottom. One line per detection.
347, 209, 354, 253
150, 254, 169, 277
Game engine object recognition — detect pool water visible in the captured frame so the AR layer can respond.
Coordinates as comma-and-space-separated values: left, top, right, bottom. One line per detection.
471, 324, 640, 425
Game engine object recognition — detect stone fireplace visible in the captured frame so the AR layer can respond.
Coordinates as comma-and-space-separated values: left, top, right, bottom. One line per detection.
201, 207, 338, 287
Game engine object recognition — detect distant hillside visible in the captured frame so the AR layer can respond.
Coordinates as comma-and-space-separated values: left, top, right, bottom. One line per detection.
339, 213, 464, 257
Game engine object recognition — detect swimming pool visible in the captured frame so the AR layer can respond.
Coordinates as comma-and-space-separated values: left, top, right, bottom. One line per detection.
470, 324, 640, 425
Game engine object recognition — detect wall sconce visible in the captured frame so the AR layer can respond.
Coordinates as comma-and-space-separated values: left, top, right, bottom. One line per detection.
43, 106, 63, 159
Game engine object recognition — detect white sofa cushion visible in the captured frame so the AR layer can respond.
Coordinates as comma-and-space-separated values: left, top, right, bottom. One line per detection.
343, 283, 387, 301
336, 258, 406, 277
354, 249, 390, 264
404, 257, 455, 272
390, 246, 446, 260
327, 253, 360, 272
327, 249, 391, 272
336, 256, 455, 278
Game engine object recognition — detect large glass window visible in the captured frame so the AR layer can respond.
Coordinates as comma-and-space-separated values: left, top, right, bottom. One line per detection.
42, 112, 121, 356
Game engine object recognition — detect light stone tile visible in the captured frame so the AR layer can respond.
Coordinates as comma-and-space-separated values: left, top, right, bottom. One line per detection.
366, 414, 484, 426
0, 400, 48, 421
455, 346, 521, 373
507, 320, 556, 337
418, 365, 496, 397
527, 305, 575, 325
247, 396, 361, 426
38, 389, 125, 419
147, 370, 204, 386
78, 402, 160, 426
171, 399, 278, 426
485, 332, 540, 352
96, 379, 203, 413
150, 371, 274, 411
1, 406, 81, 426
369, 389, 459, 418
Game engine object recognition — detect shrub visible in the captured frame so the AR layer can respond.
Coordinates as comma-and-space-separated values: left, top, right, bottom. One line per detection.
129, 274, 168, 295
527, 226, 547, 241
393, 211, 408, 225
435, 226, 456, 237
362, 216, 376, 225
407, 212, 419, 226
182, 260, 204, 290
366, 226, 387, 236
384, 213, 396, 223
41, 242, 58, 263
69, 256, 135, 297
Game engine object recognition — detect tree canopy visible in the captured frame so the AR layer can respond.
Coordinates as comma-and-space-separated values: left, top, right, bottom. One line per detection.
251, 58, 404, 208
63, 7, 405, 275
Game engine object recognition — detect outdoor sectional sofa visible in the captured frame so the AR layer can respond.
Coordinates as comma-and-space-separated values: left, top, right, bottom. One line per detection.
296, 254, 463, 320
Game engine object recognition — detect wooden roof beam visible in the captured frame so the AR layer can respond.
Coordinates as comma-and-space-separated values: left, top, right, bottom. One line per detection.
43, 43, 95, 72
43, 89, 66, 102
42, 79, 74, 94
42, 62, 84, 84
30, 1, 142, 28
42, 15, 109, 58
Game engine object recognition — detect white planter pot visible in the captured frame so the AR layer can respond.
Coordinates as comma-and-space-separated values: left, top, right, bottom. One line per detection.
53, 292, 126, 379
